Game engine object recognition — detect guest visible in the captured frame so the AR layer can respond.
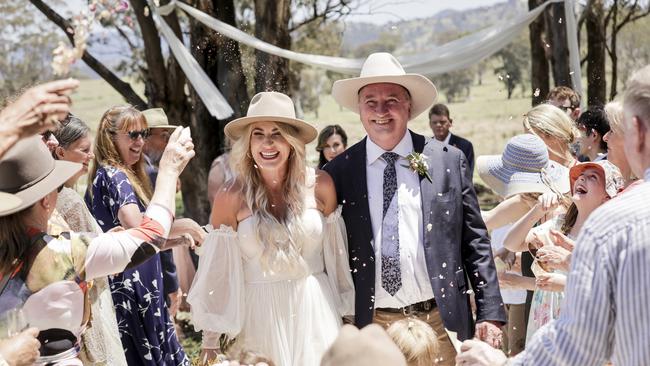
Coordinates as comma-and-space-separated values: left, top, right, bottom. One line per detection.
429, 104, 475, 175
0, 128, 195, 364
325, 52, 506, 366
52, 114, 127, 365
456, 65, 650, 365
188, 92, 354, 366
503, 160, 623, 341
546, 86, 581, 121
0, 79, 78, 159
316, 124, 348, 169
523, 104, 578, 168
575, 107, 610, 162
141, 108, 187, 318
604, 101, 640, 189
85, 106, 194, 365
386, 318, 440, 366
207, 137, 234, 210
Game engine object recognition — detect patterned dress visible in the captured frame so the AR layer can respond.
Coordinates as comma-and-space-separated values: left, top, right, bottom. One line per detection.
85, 165, 188, 365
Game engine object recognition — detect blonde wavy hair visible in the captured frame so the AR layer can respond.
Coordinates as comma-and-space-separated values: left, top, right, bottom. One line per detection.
229, 122, 308, 275
87, 105, 153, 206
386, 318, 440, 366
523, 104, 578, 166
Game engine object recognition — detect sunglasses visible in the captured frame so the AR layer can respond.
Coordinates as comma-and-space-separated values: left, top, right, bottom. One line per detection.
125, 129, 150, 140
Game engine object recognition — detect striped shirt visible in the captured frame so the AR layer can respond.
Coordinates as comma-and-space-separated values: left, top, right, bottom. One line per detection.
511, 169, 650, 365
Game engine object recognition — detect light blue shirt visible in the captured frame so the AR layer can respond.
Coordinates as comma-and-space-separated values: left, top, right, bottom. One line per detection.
511, 169, 650, 365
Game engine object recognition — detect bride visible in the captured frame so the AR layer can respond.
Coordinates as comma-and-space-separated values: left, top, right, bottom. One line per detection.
188, 92, 354, 366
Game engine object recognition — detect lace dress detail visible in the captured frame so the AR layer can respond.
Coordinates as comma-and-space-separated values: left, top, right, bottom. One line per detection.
56, 187, 127, 366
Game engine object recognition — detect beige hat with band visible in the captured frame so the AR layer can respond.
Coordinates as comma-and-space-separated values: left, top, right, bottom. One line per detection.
0, 136, 81, 216
224, 92, 317, 144
142, 108, 177, 129
331, 52, 438, 120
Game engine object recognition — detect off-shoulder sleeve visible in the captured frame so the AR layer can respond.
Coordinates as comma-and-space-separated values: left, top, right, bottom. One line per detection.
187, 225, 244, 339
323, 206, 355, 316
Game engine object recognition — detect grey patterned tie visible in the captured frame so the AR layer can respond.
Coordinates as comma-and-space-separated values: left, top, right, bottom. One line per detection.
381, 152, 401, 296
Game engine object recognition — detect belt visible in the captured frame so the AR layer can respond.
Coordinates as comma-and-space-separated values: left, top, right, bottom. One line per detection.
376, 298, 437, 315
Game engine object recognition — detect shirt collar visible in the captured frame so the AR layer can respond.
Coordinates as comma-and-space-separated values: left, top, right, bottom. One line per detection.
366, 131, 414, 166
443, 132, 452, 145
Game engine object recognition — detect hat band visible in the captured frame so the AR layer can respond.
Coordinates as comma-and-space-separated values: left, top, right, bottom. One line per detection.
2, 161, 56, 194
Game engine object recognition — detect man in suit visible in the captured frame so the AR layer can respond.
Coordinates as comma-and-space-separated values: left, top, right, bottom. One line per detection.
324, 52, 506, 366
429, 103, 475, 176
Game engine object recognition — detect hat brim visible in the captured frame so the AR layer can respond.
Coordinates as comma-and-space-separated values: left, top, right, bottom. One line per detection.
0, 160, 81, 216
477, 155, 570, 198
224, 115, 318, 144
149, 125, 178, 130
0, 193, 22, 213
331, 74, 438, 120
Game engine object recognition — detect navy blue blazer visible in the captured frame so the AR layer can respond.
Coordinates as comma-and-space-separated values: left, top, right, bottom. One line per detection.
324, 131, 505, 340
448, 133, 475, 178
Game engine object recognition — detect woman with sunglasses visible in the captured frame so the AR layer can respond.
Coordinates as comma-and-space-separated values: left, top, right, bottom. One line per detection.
85, 106, 191, 365
503, 160, 624, 342
0, 127, 195, 365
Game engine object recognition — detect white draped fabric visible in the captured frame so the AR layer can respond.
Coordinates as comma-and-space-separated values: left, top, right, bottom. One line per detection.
150, 0, 583, 118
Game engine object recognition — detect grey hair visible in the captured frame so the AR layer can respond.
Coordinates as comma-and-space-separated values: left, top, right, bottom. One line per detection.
624, 65, 650, 126
53, 114, 90, 149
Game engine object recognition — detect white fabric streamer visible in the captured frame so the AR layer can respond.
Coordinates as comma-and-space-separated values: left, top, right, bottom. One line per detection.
152, 0, 583, 112
148, 0, 234, 119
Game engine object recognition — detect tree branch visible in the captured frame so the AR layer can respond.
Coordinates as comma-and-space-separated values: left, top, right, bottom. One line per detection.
27, 0, 146, 108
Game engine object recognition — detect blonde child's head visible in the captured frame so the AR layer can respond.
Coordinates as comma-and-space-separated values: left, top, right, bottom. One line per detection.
386, 318, 440, 366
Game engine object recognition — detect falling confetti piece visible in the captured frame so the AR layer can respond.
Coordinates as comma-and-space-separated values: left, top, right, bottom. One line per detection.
533, 88, 541, 97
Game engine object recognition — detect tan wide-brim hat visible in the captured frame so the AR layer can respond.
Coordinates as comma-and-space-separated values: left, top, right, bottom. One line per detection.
142, 108, 177, 129
331, 52, 438, 120
224, 92, 317, 144
0, 136, 81, 216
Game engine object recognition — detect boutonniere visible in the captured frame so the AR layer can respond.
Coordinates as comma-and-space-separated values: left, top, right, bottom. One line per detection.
402, 152, 432, 183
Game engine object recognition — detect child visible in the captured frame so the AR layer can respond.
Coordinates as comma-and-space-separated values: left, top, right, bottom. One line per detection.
386, 318, 440, 366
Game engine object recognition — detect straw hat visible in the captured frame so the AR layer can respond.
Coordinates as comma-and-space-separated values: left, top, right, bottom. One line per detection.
224, 92, 317, 144
142, 108, 177, 129
477, 134, 570, 198
331, 52, 438, 120
0, 136, 81, 216
569, 160, 624, 198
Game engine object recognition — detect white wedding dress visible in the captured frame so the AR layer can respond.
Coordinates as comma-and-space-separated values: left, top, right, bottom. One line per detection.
188, 171, 354, 366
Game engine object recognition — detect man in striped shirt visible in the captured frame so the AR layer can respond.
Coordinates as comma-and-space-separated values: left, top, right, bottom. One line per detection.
456, 65, 650, 366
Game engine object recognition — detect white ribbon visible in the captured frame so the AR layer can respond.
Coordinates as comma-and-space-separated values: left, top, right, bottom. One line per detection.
148, 0, 234, 119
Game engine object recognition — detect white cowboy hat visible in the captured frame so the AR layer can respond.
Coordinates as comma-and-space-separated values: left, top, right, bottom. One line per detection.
142, 108, 177, 130
224, 92, 317, 144
477, 134, 570, 198
331, 52, 438, 120
0, 136, 81, 216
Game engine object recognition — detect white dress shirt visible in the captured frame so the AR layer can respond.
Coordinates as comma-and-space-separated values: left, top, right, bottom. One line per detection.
366, 132, 435, 308
442, 132, 452, 145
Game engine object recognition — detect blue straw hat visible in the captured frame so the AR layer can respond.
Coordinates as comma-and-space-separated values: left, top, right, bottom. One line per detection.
477, 134, 570, 198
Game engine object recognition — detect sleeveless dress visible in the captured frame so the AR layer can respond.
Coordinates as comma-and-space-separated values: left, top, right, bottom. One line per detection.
86, 165, 188, 365
188, 169, 354, 366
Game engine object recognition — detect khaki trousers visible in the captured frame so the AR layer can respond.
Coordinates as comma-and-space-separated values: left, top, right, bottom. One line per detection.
373, 308, 457, 366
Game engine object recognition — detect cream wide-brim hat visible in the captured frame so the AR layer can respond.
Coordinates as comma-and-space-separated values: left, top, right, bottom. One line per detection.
224, 92, 318, 144
0, 136, 81, 216
331, 52, 438, 120
142, 107, 177, 130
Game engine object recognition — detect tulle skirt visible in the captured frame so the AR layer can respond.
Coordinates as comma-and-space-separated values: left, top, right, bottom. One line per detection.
234, 272, 342, 366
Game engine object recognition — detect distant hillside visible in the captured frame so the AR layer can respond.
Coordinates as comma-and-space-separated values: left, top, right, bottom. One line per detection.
341, 0, 527, 56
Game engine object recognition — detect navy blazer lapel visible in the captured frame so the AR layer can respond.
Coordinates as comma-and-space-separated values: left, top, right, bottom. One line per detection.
410, 131, 426, 183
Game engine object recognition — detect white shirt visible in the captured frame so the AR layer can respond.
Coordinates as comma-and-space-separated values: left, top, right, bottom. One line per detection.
366, 133, 435, 308
442, 132, 452, 145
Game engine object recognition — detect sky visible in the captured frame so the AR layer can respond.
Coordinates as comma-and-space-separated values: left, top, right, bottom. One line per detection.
345, 0, 507, 24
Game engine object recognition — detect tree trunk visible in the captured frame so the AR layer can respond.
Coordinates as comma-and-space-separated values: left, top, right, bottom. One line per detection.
545, 3, 571, 87
254, 0, 292, 94
183, 0, 250, 224
585, 0, 607, 106
529, 0, 550, 106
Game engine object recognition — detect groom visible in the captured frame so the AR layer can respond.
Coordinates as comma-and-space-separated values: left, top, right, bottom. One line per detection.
324, 53, 506, 364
